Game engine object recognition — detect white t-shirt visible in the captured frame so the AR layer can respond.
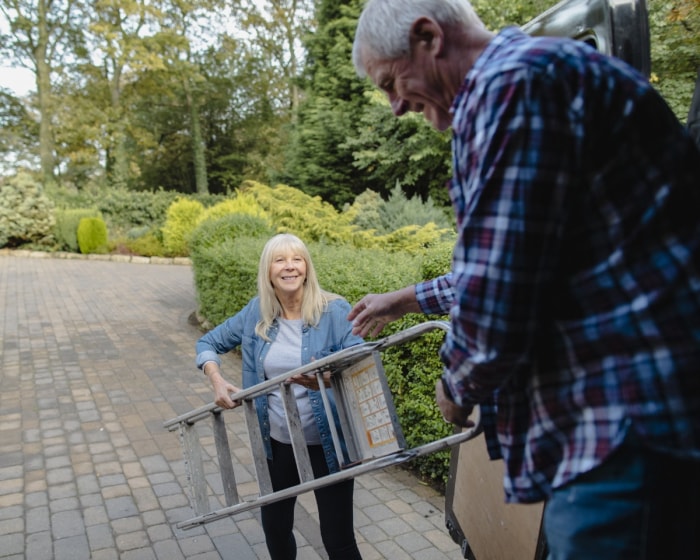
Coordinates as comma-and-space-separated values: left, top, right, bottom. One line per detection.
263, 318, 321, 445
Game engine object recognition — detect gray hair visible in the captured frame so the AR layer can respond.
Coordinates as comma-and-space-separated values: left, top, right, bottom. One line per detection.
352, 0, 483, 77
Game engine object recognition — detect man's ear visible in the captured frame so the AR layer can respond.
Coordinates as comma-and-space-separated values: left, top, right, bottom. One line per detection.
409, 17, 444, 56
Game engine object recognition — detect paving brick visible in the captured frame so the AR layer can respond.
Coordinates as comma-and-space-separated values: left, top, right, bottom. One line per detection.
26, 531, 53, 560
53, 534, 90, 560
51, 509, 85, 539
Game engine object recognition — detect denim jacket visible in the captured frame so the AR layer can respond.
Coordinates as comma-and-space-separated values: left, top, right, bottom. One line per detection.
195, 297, 363, 473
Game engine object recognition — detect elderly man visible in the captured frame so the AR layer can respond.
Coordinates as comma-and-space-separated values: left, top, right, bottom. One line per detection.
349, 0, 700, 558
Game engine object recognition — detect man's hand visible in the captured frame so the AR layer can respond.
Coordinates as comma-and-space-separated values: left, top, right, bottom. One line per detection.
348, 286, 422, 337
287, 370, 331, 390
436, 379, 475, 428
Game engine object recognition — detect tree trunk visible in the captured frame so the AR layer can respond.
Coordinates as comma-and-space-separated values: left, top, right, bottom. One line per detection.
184, 78, 208, 195
36, 0, 55, 186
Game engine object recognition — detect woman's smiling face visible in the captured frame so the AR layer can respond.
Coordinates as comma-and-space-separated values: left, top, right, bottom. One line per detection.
269, 251, 307, 296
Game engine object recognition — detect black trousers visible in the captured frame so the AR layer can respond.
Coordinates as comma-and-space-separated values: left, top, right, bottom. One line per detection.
261, 438, 362, 560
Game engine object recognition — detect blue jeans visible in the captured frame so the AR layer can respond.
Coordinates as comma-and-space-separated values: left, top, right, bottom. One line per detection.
544, 435, 700, 560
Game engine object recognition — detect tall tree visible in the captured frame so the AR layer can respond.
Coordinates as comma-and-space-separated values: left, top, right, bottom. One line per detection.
278, 0, 370, 207
85, 0, 158, 189
0, 88, 39, 174
0, 0, 85, 185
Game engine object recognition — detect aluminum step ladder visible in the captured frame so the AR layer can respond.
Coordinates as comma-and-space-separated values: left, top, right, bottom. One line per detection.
163, 320, 482, 530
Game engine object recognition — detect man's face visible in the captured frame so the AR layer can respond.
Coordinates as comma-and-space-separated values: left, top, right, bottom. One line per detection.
362, 46, 454, 131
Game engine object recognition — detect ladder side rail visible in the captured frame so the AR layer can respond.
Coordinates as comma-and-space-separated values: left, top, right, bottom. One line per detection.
315, 371, 347, 466
212, 411, 239, 506
280, 383, 315, 483
375, 320, 450, 352
243, 399, 273, 495
164, 341, 386, 430
180, 422, 209, 515
177, 425, 481, 530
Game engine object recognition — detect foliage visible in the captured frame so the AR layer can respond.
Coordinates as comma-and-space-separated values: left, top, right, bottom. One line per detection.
190, 233, 422, 326
197, 191, 271, 225
161, 197, 205, 256
380, 314, 452, 487
243, 180, 360, 243
54, 207, 102, 252
77, 216, 108, 254
47, 186, 222, 234
311, 243, 422, 304
342, 90, 453, 207
190, 235, 267, 325
345, 184, 453, 234
380, 183, 453, 232
0, 171, 55, 248
278, 0, 373, 207
189, 212, 274, 252
121, 232, 165, 258
0, 88, 39, 172
420, 240, 456, 280
648, 0, 700, 122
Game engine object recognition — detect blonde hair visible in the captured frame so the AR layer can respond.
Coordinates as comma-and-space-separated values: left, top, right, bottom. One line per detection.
255, 233, 341, 340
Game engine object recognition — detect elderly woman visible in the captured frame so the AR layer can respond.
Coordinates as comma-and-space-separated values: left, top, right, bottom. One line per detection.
195, 233, 363, 560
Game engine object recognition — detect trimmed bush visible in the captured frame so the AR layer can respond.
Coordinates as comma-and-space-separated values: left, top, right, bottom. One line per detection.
54, 208, 102, 252
0, 171, 55, 248
198, 191, 270, 225
380, 314, 452, 488
311, 243, 422, 304
161, 197, 205, 256
190, 236, 267, 325
77, 217, 108, 254
420, 238, 456, 280
189, 213, 273, 253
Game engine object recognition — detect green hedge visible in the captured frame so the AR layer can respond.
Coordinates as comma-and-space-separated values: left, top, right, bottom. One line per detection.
190, 236, 268, 326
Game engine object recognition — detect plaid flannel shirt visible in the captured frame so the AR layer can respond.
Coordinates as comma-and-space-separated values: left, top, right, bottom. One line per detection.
418, 27, 700, 503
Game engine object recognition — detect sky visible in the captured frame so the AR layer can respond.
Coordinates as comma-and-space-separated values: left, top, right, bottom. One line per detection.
0, 66, 35, 96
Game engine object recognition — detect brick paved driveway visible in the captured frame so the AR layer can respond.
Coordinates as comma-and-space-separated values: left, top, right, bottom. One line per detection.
0, 254, 463, 560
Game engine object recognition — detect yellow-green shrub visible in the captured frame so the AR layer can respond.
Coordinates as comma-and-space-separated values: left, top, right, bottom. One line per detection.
77, 217, 108, 254
198, 191, 270, 225
242, 181, 359, 243
161, 197, 204, 256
